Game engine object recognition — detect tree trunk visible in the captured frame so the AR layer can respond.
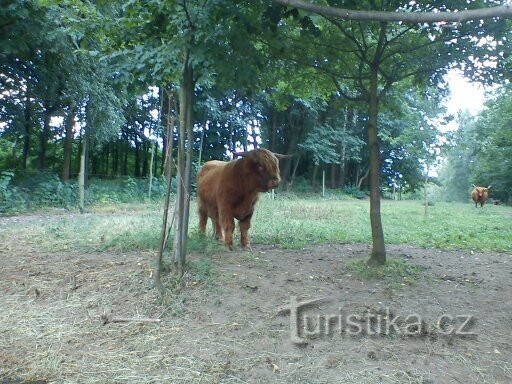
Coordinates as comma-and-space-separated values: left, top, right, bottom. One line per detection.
122, 135, 128, 176
61, 105, 76, 182
366, 66, 386, 266
154, 95, 176, 292
39, 109, 52, 170
181, 64, 195, 266
142, 140, 148, 177
22, 91, 31, 170
424, 162, 429, 218
339, 107, 351, 188
104, 143, 110, 176
312, 163, 319, 192
287, 153, 301, 191
160, 89, 170, 175
134, 138, 141, 177
174, 57, 194, 277
148, 143, 155, 198
113, 140, 119, 175
330, 163, 336, 189
83, 100, 92, 189
198, 120, 206, 165
162, 93, 174, 177
78, 137, 87, 213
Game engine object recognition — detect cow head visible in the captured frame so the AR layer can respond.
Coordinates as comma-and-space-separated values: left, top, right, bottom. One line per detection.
472, 184, 491, 197
235, 148, 289, 191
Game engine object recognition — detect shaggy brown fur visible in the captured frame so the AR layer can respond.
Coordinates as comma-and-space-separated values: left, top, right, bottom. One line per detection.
197, 148, 286, 250
471, 185, 491, 208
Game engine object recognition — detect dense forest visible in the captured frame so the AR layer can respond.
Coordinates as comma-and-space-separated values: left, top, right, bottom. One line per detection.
1, 0, 511, 205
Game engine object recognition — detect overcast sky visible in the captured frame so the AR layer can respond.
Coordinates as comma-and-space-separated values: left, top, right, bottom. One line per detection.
445, 71, 486, 116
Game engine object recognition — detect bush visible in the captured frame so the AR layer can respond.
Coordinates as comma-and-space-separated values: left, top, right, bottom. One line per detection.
343, 185, 368, 199
0, 170, 16, 212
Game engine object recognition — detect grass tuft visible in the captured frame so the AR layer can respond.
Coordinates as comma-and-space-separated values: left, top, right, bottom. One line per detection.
346, 258, 424, 285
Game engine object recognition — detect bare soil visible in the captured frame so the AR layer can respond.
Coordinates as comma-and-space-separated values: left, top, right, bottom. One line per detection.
1, 217, 511, 383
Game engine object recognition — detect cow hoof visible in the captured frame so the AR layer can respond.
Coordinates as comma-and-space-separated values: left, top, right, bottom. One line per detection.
242, 245, 253, 252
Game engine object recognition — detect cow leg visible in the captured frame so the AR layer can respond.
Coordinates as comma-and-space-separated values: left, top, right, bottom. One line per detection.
213, 218, 223, 241
198, 206, 208, 234
221, 215, 235, 250
239, 214, 253, 251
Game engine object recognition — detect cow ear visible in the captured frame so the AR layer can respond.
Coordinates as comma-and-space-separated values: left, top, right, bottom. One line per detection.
274, 153, 293, 160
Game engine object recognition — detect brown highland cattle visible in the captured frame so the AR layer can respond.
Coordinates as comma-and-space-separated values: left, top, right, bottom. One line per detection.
197, 148, 287, 250
471, 184, 491, 208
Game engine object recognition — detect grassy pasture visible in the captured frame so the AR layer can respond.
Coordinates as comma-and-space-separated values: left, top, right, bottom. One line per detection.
2, 197, 512, 384
2, 197, 511, 254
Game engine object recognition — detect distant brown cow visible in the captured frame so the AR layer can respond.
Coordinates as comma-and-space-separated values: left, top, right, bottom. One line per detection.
471, 184, 491, 207
197, 148, 288, 250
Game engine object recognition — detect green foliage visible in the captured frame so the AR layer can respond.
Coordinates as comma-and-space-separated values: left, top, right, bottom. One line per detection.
0, 170, 16, 212
0, 171, 76, 213
438, 115, 476, 202
471, 85, 512, 203
0, 174, 169, 213
343, 186, 368, 200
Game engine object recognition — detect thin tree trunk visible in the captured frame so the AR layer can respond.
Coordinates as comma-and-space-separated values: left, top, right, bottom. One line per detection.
312, 163, 318, 192
154, 94, 176, 292
367, 66, 386, 266
160, 89, 169, 175
22, 90, 31, 170
174, 56, 193, 277
134, 138, 141, 177
181, 65, 194, 265
198, 120, 206, 165
339, 107, 351, 188
322, 170, 326, 197
78, 137, 86, 213
163, 95, 173, 177
357, 167, 369, 189
113, 140, 119, 175
287, 153, 301, 192
104, 143, 110, 176
39, 109, 52, 170
330, 163, 336, 189
424, 162, 429, 218
11, 136, 18, 169
148, 143, 155, 199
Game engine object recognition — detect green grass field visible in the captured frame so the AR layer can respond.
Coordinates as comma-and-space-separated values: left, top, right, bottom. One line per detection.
3, 197, 511, 254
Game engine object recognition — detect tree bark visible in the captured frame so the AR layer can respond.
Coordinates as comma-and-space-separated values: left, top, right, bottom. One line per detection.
312, 163, 318, 192
366, 64, 386, 266
78, 137, 86, 213
38, 108, 52, 170
174, 55, 194, 277
154, 94, 176, 292
22, 91, 31, 170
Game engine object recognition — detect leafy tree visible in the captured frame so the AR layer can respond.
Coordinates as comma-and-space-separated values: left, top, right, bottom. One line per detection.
272, 0, 511, 265
472, 85, 512, 203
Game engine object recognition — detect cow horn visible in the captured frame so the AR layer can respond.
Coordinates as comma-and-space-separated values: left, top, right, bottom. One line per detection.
471, 184, 477, 188
234, 151, 249, 158
487, 185, 491, 189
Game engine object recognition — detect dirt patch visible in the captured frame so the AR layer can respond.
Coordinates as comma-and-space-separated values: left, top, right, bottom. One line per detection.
1, 236, 511, 383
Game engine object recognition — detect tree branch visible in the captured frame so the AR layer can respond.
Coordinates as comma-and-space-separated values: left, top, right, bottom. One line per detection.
273, 0, 512, 23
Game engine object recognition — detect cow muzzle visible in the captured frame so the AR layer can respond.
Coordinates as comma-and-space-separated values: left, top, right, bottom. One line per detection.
268, 178, 280, 189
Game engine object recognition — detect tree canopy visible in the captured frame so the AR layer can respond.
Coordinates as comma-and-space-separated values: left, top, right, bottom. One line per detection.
1, 0, 511, 268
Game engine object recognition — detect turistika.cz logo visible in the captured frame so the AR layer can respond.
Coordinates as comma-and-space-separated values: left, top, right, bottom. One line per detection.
278, 296, 476, 345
